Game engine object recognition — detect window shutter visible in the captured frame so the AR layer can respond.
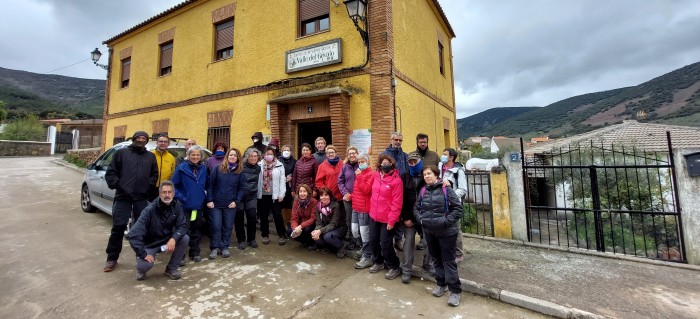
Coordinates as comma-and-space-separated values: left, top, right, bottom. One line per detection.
299, 0, 329, 22
215, 20, 234, 51
121, 59, 131, 81
161, 43, 173, 68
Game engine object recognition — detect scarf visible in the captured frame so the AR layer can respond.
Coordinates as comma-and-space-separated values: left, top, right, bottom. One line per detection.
317, 200, 332, 216
188, 161, 201, 181
228, 162, 238, 172
327, 157, 340, 166
298, 197, 310, 209
263, 162, 274, 193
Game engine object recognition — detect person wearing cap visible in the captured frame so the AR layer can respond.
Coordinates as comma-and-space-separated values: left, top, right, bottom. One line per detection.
268, 138, 280, 157
103, 130, 158, 272
248, 132, 266, 155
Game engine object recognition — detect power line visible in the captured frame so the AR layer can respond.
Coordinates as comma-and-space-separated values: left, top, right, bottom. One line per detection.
45, 58, 90, 74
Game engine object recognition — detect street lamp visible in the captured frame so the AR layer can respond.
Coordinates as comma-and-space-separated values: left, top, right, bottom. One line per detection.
90, 48, 108, 70
343, 0, 368, 46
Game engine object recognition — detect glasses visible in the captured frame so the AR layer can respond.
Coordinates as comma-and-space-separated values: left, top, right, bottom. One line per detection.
392, 139, 403, 142
327, 151, 336, 154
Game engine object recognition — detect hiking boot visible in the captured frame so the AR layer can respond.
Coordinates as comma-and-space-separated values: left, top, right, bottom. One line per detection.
422, 265, 436, 277
432, 285, 448, 297
103, 260, 117, 272
307, 244, 317, 251
262, 237, 270, 245
278, 238, 287, 245
447, 292, 461, 307
190, 255, 202, 262
352, 250, 363, 260
401, 273, 411, 284
238, 242, 247, 250
208, 249, 219, 260
248, 240, 258, 248
136, 272, 146, 281
164, 270, 182, 280
368, 263, 385, 273
336, 243, 346, 259
354, 257, 373, 269
221, 248, 231, 258
385, 268, 401, 280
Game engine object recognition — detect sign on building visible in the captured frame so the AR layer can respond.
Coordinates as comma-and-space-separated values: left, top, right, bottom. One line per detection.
286, 39, 342, 73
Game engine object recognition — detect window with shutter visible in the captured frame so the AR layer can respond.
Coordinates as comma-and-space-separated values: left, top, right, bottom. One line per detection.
215, 19, 234, 60
160, 42, 173, 76
120, 58, 131, 88
438, 41, 445, 76
299, 0, 330, 36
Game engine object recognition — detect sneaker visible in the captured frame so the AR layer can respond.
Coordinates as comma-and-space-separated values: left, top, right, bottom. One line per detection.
278, 238, 287, 245
208, 249, 219, 260
352, 250, 363, 260
248, 240, 258, 248
262, 237, 270, 245
164, 270, 182, 280
103, 260, 117, 272
136, 272, 146, 281
401, 273, 411, 284
336, 243, 346, 259
385, 268, 401, 280
221, 248, 231, 258
432, 285, 448, 297
307, 244, 317, 251
238, 242, 247, 250
447, 292, 461, 307
190, 255, 202, 262
368, 263, 385, 273
354, 257, 373, 269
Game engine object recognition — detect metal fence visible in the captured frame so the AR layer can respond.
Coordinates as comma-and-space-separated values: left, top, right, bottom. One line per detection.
462, 171, 494, 237
520, 133, 686, 262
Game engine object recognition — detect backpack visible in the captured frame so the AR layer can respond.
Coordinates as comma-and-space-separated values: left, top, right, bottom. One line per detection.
419, 185, 449, 213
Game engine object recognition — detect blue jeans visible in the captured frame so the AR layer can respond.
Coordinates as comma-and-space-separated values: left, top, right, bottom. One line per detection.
314, 228, 344, 249
208, 207, 237, 250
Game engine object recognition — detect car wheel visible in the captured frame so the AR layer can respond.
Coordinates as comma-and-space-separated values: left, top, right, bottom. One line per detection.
81, 185, 97, 213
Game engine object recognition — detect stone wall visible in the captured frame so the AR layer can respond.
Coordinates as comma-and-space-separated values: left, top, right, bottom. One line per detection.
66, 147, 101, 165
0, 140, 51, 156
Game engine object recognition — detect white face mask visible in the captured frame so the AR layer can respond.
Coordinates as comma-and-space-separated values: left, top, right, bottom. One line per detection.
282, 150, 291, 158
252, 137, 260, 143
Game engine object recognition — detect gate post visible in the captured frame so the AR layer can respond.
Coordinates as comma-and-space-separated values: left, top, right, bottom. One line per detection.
491, 168, 512, 239
589, 166, 605, 252
47, 125, 57, 155
504, 153, 528, 241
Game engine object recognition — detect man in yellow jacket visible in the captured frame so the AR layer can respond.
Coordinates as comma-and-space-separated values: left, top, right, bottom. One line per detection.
151, 135, 176, 200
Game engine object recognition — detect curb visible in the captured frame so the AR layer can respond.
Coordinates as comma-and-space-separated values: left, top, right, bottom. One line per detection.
410, 266, 607, 319
51, 159, 87, 175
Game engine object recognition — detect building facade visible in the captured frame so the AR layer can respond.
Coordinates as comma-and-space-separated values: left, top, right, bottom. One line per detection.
101, 0, 456, 159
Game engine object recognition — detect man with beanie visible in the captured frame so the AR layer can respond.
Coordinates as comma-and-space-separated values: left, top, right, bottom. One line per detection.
249, 132, 266, 155
103, 130, 158, 272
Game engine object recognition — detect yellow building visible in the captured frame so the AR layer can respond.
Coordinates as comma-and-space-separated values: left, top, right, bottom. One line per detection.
101, 0, 456, 160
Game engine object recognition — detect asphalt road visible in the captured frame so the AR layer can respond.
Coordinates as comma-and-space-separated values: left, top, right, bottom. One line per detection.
0, 157, 549, 319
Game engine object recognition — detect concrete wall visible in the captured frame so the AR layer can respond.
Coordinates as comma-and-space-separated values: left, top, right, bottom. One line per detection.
503, 154, 528, 241
676, 148, 700, 265
0, 140, 51, 156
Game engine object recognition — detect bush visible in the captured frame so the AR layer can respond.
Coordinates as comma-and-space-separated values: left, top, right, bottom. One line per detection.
0, 114, 45, 141
64, 153, 87, 168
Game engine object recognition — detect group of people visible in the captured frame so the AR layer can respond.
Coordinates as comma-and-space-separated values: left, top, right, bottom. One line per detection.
101, 130, 468, 307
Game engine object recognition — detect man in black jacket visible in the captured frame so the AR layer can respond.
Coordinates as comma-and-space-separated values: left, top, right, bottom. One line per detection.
129, 181, 189, 280
103, 131, 158, 272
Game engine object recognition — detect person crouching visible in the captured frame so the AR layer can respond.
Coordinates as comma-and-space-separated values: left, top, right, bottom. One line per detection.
128, 180, 189, 281
311, 187, 348, 258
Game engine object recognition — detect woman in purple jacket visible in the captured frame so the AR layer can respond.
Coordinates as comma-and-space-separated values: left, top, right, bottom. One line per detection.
337, 146, 360, 249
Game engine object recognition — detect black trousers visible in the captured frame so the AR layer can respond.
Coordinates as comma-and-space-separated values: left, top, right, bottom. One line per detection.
257, 195, 286, 238
106, 198, 147, 261
426, 232, 461, 294
369, 217, 400, 269
288, 224, 316, 246
235, 198, 258, 243
186, 208, 203, 257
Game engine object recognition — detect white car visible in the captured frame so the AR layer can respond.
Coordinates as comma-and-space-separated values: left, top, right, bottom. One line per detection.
80, 140, 211, 215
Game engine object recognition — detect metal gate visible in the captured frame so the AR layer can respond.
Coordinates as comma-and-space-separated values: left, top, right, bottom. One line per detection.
462, 171, 494, 237
520, 132, 686, 262
55, 131, 73, 153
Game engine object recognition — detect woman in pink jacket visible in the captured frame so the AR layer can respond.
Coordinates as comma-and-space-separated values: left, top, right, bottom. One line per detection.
367, 154, 404, 280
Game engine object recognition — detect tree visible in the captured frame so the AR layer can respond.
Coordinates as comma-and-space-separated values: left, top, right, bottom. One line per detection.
0, 100, 7, 122
0, 114, 46, 141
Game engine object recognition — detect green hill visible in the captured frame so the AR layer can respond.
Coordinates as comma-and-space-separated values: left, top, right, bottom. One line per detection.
457, 106, 540, 137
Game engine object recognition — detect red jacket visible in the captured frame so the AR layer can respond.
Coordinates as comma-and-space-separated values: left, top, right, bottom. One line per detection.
315, 160, 343, 200
351, 168, 374, 213
292, 155, 318, 193
291, 197, 318, 229
369, 169, 403, 225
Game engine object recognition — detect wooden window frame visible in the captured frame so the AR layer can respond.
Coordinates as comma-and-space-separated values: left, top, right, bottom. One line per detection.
120, 58, 131, 88
298, 0, 330, 37
438, 41, 445, 76
159, 41, 173, 76
214, 19, 234, 61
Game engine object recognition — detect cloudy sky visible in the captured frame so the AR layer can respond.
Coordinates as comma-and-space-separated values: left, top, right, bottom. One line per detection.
2, 0, 700, 118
